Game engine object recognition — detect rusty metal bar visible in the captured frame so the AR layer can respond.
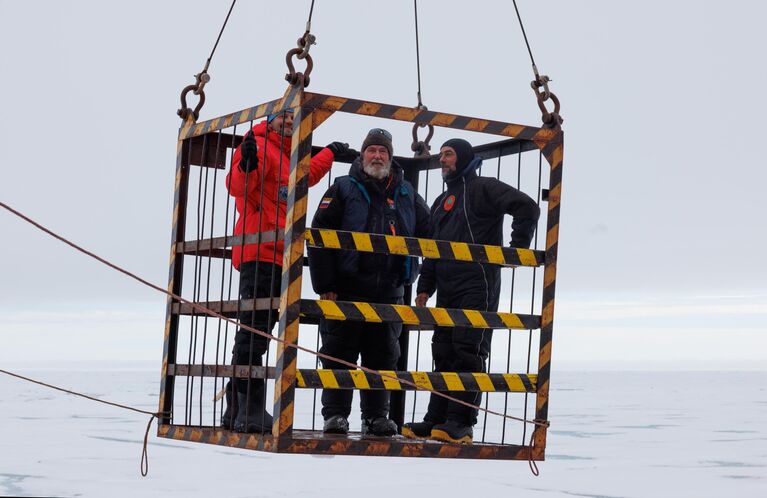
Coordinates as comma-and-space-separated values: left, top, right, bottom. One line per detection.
158, 424, 535, 460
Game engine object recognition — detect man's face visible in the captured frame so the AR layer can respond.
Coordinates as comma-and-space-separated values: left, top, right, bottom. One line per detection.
361, 145, 392, 180
439, 146, 458, 178
269, 112, 294, 137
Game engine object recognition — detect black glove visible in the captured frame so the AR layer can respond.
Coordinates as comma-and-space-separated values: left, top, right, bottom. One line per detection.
326, 141, 350, 157
239, 132, 258, 172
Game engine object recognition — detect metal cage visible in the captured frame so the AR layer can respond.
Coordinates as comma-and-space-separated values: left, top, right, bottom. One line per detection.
157, 83, 563, 460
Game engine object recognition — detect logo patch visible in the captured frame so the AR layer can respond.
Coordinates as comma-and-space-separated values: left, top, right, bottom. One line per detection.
319, 197, 332, 209
443, 195, 456, 211
387, 198, 395, 209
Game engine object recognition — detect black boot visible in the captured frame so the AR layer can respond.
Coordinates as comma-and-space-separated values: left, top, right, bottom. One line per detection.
361, 417, 398, 437
401, 420, 435, 439
431, 420, 473, 444
220, 381, 237, 430
233, 385, 273, 433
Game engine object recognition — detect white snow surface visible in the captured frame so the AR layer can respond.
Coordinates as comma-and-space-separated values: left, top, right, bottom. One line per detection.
1, 367, 765, 497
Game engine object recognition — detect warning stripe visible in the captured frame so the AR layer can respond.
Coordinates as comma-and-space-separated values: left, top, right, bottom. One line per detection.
306, 228, 544, 267
172, 299, 540, 331
533, 130, 564, 456
300, 299, 539, 330
295, 370, 536, 392
272, 91, 313, 441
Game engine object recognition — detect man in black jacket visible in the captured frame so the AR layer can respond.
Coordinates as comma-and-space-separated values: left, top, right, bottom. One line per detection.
402, 138, 540, 444
308, 128, 430, 436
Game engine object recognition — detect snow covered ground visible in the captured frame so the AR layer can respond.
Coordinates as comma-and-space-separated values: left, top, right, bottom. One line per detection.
1, 367, 765, 497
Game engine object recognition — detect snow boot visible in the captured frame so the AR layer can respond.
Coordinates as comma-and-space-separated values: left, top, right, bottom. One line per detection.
361, 417, 398, 437
401, 420, 435, 439
323, 415, 350, 434
233, 386, 273, 433
430, 420, 473, 444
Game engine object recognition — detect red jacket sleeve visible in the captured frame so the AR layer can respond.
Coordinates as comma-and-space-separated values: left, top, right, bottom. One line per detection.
307, 148, 335, 187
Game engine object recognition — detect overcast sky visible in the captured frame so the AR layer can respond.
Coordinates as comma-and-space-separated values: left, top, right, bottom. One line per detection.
1, 0, 765, 367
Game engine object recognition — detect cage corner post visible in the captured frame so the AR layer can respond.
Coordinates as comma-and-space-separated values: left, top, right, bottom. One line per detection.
271, 96, 315, 450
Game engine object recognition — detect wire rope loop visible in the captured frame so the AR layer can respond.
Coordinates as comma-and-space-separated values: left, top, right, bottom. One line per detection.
411, 122, 434, 157
296, 32, 316, 60
285, 48, 313, 88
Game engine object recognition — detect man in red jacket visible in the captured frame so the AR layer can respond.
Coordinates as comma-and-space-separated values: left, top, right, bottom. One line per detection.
223, 109, 350, 433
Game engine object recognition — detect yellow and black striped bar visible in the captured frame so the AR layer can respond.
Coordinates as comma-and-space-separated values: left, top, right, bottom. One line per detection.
302, 299, 540, 330
272, 92, 316, 445
176, 228, 544, 267
157, 115, 195, 429
531, 130, 564, 459
171, 298, 540, 330
306, 228, 544, 267
296, 369, 536, 393
168, 364, 536, 393
179, 92, 557, 144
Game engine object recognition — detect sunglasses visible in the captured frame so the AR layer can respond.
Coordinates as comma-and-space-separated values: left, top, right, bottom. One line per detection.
368, 128, 392, 140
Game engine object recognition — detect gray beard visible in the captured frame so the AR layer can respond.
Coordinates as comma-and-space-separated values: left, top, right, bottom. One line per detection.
363, 161, 391, 180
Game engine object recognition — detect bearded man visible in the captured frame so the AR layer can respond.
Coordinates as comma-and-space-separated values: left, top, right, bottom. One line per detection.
308, 128, 430, 436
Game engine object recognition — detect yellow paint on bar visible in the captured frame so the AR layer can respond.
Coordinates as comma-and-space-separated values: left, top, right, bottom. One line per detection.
464, 310, 489, 328
429, 307, 454, 327
354, 302, 383, 323
473, 373, 495, 392
450, 242, 473, 261
442, 372, 465, 391
295, 370, 306, 388
393, 305, 420, 325
317, 369, 339, 389
380, 370, 401, 390
317, 300, 346, 321
503, 374, 525, 392
411, 371, 433, 390
385, 235, 409, 255
484, 245, 505, 265
351, 231, 373, 252
418, 238, 441, 258
350, 370, 370, 389
500, 312, 525, 329
518, 249, 539, 267
319, 229, 341, 249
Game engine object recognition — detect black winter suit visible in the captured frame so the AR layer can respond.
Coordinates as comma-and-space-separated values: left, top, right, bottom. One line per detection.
416, 164, 540, 426
309, 159, 430, 420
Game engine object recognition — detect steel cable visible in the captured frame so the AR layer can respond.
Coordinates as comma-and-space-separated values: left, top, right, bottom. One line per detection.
0, 201, 549, 429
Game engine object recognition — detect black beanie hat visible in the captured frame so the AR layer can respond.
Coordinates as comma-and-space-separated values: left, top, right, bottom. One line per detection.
441, 138, 475, 174
361, 128, 394, 157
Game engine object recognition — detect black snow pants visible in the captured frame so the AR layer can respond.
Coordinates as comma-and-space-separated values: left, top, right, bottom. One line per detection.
319, 294, 402, 420
425, 279, 500, 426
230, 261, 281, 395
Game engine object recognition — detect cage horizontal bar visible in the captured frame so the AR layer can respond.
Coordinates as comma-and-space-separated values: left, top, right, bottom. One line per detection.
296, 369, 536, 393
176, 231, 283, 256
180, 92, 556, 144
157, 425, 540, 460
168, 364, 536, 393
307, 229, 544, 267
177, 229, 544, 267
172, 299, 540, 330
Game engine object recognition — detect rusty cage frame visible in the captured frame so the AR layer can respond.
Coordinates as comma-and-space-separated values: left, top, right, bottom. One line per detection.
157, 83, 563, 460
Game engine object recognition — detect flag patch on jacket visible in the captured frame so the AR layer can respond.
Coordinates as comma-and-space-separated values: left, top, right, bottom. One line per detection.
319, 197, 333, 209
